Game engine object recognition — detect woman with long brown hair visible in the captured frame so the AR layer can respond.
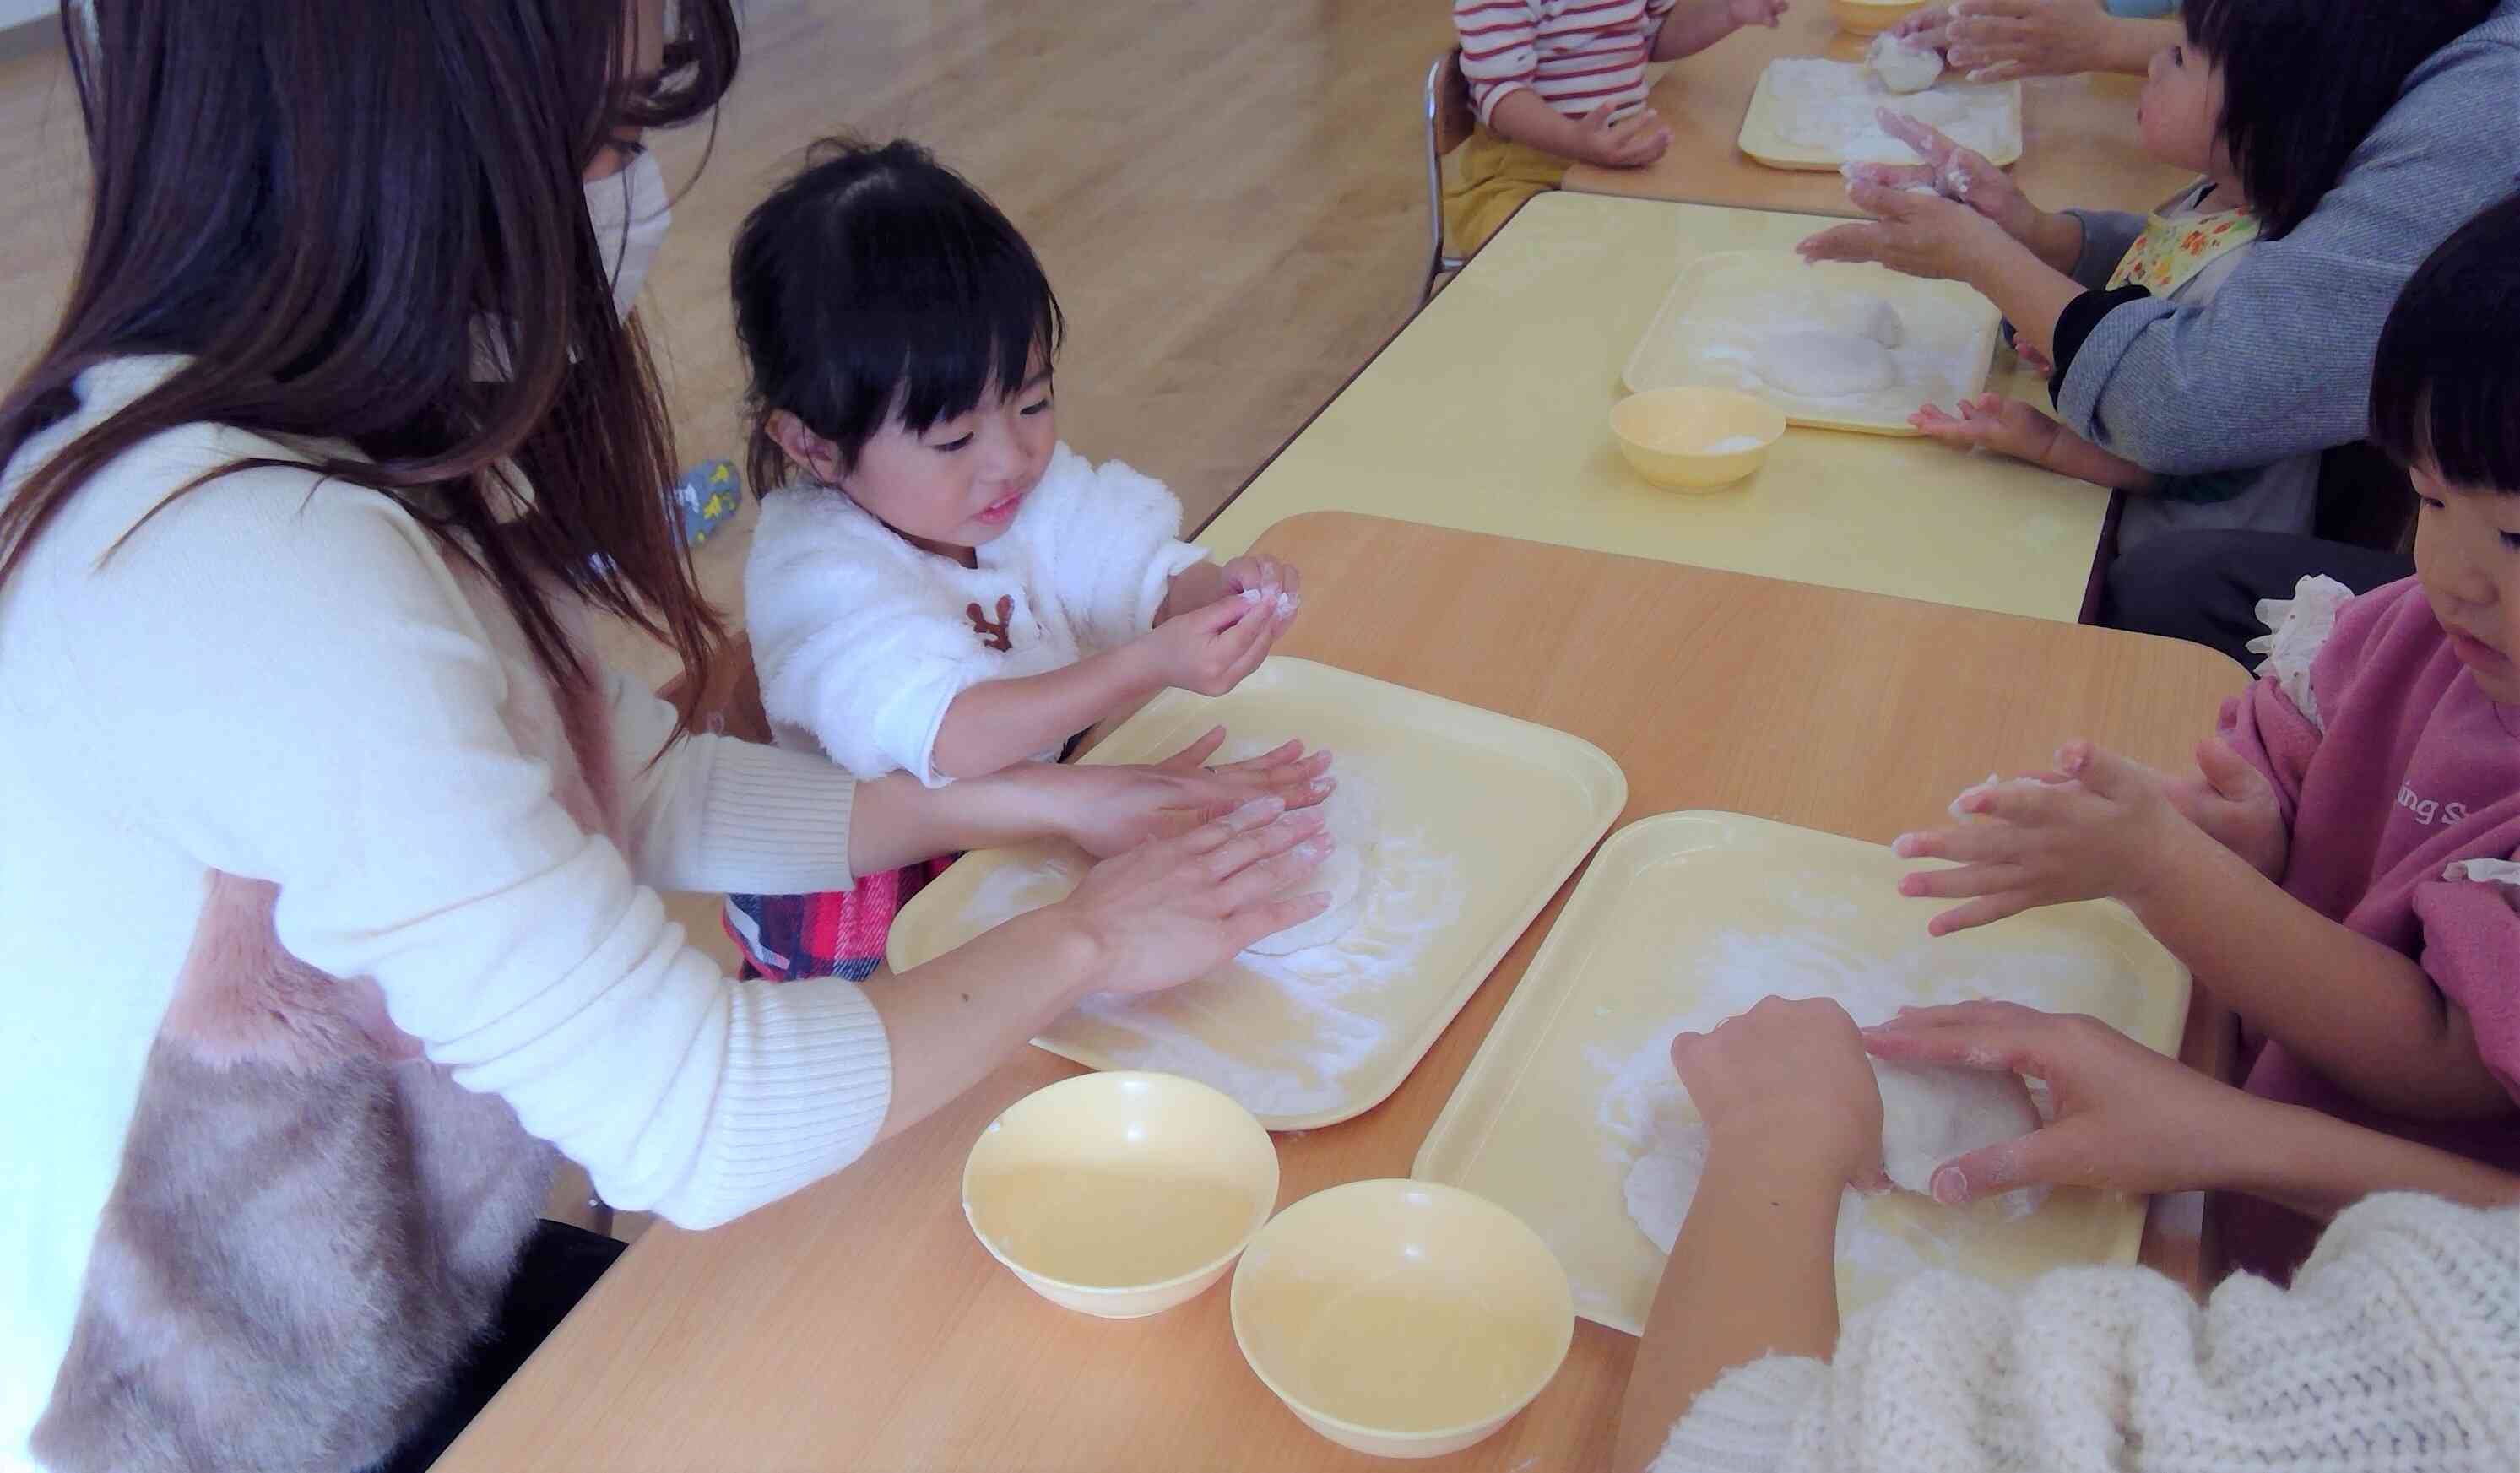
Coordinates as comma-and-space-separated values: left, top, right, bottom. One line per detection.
0, 4, 1332, 1470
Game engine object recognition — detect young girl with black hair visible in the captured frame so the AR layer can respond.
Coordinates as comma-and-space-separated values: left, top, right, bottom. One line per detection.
1840, 0, 2493, 549
723, 139, 1318, 980
1895, 194, 2520, 1279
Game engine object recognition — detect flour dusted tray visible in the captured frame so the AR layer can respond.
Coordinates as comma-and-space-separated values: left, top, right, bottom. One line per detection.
1740, 57, 2022, 171
1412, 811, 2188, 1335
1623, 250, 2002, 435
887, 658, 1628, 1130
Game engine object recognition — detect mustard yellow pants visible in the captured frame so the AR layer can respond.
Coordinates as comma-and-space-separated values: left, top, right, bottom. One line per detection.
1440, 126, 1570, 257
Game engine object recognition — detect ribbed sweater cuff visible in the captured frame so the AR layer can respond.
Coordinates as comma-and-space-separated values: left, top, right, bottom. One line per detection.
677, 978, 893, 1226
1652, 1357, 1825, 1473
696, 739, 858, 896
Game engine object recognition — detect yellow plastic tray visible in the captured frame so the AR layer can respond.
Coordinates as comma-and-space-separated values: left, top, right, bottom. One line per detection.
1740, 58, 2022, 171
1412, 810, 2190, 1334
887, 658, 1628, 1130
1623, 249, 2001, 435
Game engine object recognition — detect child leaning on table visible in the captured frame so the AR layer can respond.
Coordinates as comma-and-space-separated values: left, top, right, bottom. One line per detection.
1890, 195, 2520, 1281
1884, 0, 2490, 550
1444, 0, 1788, 255
720, 138, 1309, 981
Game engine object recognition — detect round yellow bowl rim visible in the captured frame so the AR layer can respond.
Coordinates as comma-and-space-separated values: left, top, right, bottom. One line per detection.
961, 1070, 1280, 1301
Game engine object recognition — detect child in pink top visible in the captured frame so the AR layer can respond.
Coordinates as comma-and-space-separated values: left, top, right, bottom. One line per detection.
1891, 197, 2520, 1279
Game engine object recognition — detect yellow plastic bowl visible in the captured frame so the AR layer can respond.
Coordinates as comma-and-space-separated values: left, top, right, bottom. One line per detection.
1830, 0, 1927, 35
1611, 387, 1789, 490
1230, 1180, 1574, 1459
962, 1071, 1279, 1319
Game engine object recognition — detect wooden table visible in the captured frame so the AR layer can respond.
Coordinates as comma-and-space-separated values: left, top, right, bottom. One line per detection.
441, 512, 2244, 1472
1562, 12, 2192, 218
1200, 191, 2117, 623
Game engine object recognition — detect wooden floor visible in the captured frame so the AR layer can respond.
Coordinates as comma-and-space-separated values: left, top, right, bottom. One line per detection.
0, 0, 1456, 688
0, 0, 1455, 1237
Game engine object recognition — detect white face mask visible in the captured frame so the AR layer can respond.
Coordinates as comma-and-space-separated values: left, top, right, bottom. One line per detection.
585, 150, 673, 320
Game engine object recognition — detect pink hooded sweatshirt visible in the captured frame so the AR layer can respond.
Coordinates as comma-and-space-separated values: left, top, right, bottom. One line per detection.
2217, 575, 2520, 1275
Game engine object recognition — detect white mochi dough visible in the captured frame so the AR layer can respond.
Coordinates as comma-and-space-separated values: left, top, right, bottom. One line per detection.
1753, 330, 1899, 398
1854, 299, 1905, 349
1244, 801, 1374, 955
1871, 1059, 2042, 1195
1621, 1059, 2041, 1251
1867, 33, 1945, 95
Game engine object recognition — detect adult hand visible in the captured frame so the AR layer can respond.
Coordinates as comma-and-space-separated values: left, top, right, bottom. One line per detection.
1862, 1000, 2247, 1200
1891, 739, 2189, 934
1729, 0, 1789, 27
1798, 174, 2014, 282
1575, 101, 1673, 169
1669, 996, 1885, 1189
1944, 0, 2119, 81
1889, 4, 1954, 47
1055, 796, 1330, 996
1044, 727, 1334, 858
1845, 111, 2038, 241
1910, 392, 2063, 465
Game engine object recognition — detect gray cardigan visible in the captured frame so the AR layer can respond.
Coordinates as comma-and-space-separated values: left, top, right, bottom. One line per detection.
2054, 0, 2520, 475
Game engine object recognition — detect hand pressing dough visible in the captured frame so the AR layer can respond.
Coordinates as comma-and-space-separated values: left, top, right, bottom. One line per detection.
1621, 1058, 2041, 1250
1624, 1106, 1866, 1255
1871, 1059, 2041, 1195
1753, 329, 1898, 398
1244, 799, 1375, 955
1867, 33, 1945, 95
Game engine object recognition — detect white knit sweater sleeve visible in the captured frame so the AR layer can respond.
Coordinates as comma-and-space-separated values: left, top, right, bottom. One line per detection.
745, 486, 990, 784
1654, 1194, 2520, 1473
600, 665, 859, 896
57, 462, 891, 1229
1025, 443, 1208, 653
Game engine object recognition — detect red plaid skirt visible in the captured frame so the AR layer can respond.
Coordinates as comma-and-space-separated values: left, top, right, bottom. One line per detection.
723, 858, 949, 982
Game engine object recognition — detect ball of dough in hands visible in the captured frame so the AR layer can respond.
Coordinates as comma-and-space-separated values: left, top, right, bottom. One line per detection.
1867, 32, 1946, 95
1870, 1059, 2042, 1195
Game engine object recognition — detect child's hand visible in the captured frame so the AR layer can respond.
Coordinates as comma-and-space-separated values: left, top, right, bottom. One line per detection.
1892, 740, 2188, 934
1910, 393, 2063, 466
2011, 338, 2054, 376
2169, 737, 2289, 880
1669, 996, 1884, 1189
1141, 590, 1293, 696
1574, 101, 1673, 169
1864, 1000, 2249, 1200
1728, 0, 1788, 28
1217, 554, 1301, 614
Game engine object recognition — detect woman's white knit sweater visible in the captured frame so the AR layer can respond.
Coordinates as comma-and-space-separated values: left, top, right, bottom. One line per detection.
0, 358, 899, 1468
1656, 1193, 2520, 1473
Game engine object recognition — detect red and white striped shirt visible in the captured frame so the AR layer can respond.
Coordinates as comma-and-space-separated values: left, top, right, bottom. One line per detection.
1455, 0, 1680, 127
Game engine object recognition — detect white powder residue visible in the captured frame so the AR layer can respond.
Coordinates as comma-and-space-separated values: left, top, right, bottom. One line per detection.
1704, 434, 1767, 454
1593, 929, 2091, 1280
1767, 59, 2013, 165
954, 759, 1466, 1120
